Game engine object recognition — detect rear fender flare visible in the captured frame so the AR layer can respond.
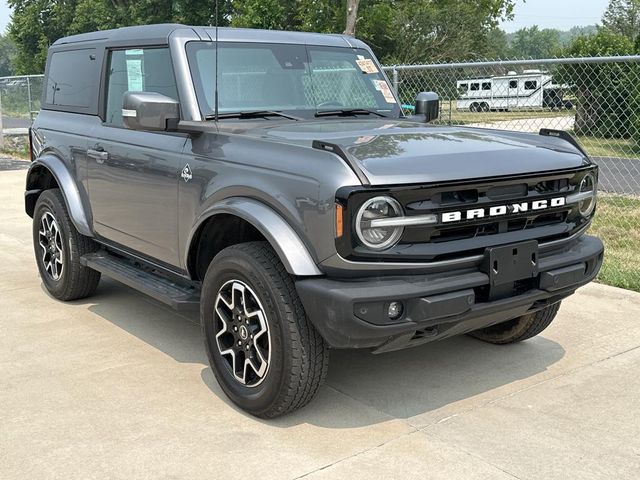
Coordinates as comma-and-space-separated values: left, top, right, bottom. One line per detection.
26, 155, 93, 237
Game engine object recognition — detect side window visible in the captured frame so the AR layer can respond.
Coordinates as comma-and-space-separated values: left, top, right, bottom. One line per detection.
105, 48, 178, 127
482, 82, 491, 90
459, 83, 468, 91
509, 80, 518, 89
470, 83, 480, 91
45, 49, 99, 109
524, 80, 537, 90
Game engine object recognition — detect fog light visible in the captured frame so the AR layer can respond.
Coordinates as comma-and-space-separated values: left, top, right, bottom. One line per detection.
388, 301, 403, 320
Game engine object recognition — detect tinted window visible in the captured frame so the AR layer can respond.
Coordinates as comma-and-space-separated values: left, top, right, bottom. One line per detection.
459, 83, 468, 90
186, 42, 400, 118
524, 80, 538, 90
105, 48, 178, 126
482, 82, 491, 90
470, 83, 480, 91
509, 80, 518, 89
45, 49, 99, 109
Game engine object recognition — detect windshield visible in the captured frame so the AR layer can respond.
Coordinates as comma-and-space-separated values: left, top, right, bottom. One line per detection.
185, 42, 401, 119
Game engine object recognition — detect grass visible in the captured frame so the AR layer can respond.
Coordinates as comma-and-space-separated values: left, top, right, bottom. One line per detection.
436, 101, 570, 124
576, 135, 640, 160
0, 144, 30, 160
589, 194, 640, 292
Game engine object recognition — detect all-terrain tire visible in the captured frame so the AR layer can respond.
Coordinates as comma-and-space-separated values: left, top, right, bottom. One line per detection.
201, 241, 329, 418
32, 189, 101, 300
469, 302, 561, 344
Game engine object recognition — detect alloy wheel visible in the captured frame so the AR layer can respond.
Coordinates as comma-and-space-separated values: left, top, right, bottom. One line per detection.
214, 279, 271, 387
38, 211, 64, 281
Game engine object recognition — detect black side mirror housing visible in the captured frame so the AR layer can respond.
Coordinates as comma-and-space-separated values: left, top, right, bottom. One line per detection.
122, 92, 180, 131
414, 91, 440, 122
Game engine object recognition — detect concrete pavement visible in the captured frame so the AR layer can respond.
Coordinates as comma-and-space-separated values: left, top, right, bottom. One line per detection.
1, 167, 639, 479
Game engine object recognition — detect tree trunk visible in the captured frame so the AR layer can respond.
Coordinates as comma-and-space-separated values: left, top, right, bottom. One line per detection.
344, 0, 360, 36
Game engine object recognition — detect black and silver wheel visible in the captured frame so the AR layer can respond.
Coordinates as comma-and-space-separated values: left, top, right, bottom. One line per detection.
32, 189, 101, 301
202, 241, 329, 418
214, 279, 271, 387
38, 211, 64, 281
469, 302, 561, 344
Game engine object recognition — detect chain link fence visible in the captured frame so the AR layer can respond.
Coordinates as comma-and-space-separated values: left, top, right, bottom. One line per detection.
384, 56, 640, 291
2, 59, 639, 291
0, 74, 44, 124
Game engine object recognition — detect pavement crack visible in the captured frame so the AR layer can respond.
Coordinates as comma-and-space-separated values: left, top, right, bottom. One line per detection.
292, 429, 418, 479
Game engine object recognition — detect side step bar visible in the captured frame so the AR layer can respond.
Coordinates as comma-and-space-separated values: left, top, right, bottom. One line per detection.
81, 252, 200, 311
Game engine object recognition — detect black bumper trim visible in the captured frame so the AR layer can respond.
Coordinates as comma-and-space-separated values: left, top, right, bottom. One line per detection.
296, 235, 604, 351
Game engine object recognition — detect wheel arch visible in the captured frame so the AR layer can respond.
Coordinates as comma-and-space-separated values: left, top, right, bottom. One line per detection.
186, 198, 322, 280
25, 155, 93, 237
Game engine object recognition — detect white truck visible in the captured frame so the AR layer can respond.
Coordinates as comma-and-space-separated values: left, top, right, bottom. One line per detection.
456, 69, 572, 112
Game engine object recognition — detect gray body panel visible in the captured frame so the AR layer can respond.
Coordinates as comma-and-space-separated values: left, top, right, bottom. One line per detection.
29, 24, 595, 282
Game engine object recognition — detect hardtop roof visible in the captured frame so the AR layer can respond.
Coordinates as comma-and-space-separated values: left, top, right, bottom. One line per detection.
52, 24, 368, 49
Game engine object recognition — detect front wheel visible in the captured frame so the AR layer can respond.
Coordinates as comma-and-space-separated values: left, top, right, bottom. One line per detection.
469, 303, 560, 344
201, 241, 329, 418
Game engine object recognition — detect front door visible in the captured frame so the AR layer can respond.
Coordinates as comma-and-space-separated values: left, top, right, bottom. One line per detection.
87, 47, 187, 267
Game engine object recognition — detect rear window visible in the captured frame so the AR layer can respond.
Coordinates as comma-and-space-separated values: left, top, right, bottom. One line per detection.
44, 49, 99, 110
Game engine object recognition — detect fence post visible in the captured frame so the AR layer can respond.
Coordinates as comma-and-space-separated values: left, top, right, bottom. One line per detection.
0, 87, 4, 150
26, 76, 33, 121
392, 67, 399, 97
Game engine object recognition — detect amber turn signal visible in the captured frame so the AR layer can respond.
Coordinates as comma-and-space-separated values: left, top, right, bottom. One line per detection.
335, 203, 344, 238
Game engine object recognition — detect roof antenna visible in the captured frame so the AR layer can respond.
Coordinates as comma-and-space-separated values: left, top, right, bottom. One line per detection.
214, 0, 219, 122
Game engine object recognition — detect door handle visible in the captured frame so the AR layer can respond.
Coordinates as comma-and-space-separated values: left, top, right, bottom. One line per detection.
87, 148, 109, 164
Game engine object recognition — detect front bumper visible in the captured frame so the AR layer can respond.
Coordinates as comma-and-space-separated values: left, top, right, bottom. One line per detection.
295, 234, 604, 353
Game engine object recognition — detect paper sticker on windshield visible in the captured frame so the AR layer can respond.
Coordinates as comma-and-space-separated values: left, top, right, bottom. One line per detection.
372, 80, 396, 103
356, 58, 379, 74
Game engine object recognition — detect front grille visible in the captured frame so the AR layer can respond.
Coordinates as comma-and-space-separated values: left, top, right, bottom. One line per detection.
336, 167, 596, 262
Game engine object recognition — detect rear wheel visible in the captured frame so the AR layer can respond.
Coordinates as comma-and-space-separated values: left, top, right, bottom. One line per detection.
32, 189, 101, 301
201, 241, 329, 418
470, 102, 480, 112
469, 303, 560, 344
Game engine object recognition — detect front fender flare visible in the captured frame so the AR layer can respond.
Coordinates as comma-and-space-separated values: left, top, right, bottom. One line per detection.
189, 197, 322, 277
26, 155, 93, 237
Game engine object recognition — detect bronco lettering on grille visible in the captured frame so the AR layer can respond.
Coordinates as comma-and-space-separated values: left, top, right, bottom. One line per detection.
441, 197, 566, 223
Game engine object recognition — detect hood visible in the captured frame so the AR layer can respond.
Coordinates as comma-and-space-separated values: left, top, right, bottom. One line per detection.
234, 118, 589, 186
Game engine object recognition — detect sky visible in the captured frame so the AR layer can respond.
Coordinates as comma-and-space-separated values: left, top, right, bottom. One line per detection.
0, 0, 612, 36
500, 0, 610, 32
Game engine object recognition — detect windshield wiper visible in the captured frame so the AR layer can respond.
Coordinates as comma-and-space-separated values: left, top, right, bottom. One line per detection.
314, 108, 388, 118
206, 110, 302, 121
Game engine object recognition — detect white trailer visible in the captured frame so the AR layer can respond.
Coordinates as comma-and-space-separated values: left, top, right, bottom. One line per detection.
456, 70, 571, 112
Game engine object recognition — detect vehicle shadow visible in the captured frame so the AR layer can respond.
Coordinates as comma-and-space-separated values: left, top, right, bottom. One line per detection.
82, 278, 565, 429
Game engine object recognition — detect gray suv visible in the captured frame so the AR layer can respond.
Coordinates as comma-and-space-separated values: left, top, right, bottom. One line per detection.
26, 24, 604, 418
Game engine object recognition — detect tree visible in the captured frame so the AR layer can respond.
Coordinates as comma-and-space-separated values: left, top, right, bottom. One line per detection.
561, 30, 639, 139
344, 0, 360, 36
508, 26, 562, 58
0, 35, 17, 77
7, 0, 517, 73
602, 0, 640, 42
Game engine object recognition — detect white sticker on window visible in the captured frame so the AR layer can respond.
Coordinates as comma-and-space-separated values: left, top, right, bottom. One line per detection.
125, 51, 143, 91
356, 58, 379, 74
372, 79, 396, 103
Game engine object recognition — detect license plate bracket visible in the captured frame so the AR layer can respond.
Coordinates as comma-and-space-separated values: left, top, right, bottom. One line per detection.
481, 240, 539, 286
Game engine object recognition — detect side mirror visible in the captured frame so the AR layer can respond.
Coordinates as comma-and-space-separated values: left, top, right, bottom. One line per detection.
414, 91, 440, 122
122, 92, 180, 131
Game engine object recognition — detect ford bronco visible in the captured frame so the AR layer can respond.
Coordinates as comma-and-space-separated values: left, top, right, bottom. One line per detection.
26, 24, 604, 418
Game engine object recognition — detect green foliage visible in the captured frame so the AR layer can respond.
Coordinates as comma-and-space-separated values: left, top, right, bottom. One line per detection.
7, 0, 517, 74
602, 0, 640, 43
559, 29, 639, 141
0, 34, 17, 76
507, 26, 562, 58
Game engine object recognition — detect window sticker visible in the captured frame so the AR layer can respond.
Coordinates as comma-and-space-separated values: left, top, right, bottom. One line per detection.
356, 58, 379, 74
125, 49, 144, 91
372, 79, 396, 103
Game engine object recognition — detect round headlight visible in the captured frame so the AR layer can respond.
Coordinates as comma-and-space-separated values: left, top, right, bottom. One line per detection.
355, 196, 404, 250
578, 172, 597, 217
